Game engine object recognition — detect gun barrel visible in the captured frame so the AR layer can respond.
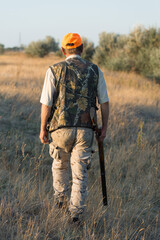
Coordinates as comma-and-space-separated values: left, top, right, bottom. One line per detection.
98, 140, 108, 206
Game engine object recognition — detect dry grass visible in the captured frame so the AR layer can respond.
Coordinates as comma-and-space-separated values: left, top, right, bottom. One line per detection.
0, 52, 160, 240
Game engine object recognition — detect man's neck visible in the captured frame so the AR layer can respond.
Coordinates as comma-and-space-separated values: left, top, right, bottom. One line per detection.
65, 53, 81, 58
66, 54, 81, 59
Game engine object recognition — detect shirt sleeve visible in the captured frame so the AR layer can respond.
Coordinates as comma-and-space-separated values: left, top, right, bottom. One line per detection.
40, 68, 55, 106
97, 68, 109, 104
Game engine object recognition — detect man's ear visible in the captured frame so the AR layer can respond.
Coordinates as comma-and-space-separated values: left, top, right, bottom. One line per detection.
61, 47, 66, 55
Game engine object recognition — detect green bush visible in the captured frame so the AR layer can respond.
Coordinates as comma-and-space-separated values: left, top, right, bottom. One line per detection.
98, 32, 117, 53
93, 46, 107, 66
81, 37, 95, 61
105, 50, 133, 72
44, 36, 59, 52
25, 36, 59, 58
116, 35, 129, 49
0, 44, 4, 54
25, 41, 49, 57
93, 27, 160, 78
93, 32, 126, 66
149, 47, 160, 78
133, 49, 151, 75
127, 26, 160, 55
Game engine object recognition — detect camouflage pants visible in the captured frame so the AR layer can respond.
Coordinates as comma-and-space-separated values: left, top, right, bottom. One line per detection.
49, 127, 94, 217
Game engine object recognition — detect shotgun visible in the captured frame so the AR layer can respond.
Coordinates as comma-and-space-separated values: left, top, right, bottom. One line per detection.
90, 108, 108, 206
96, 128, 108, 206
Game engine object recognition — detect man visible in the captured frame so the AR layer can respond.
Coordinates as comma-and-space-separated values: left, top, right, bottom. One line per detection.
39, 33, 109, 222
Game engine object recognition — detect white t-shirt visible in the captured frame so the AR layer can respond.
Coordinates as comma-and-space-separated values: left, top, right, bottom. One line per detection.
40, 55, 109, 106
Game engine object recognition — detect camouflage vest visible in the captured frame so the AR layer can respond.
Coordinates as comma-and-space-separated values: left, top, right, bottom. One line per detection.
47, 57, 99, 132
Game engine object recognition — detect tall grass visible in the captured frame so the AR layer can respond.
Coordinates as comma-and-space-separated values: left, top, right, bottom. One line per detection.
0, 52, 160, 239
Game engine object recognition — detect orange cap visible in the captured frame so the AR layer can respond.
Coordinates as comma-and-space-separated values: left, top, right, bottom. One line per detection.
62, 33, 82, 49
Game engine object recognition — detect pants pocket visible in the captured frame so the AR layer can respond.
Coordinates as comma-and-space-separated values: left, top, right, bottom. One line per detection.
53, 148, 61, 159
49, 142, 60, 159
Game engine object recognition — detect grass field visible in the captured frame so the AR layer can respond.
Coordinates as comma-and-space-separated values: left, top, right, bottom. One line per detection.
0, 52, 160, 240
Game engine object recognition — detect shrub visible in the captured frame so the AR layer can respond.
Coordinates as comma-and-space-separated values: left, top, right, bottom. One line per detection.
134, 48, 151, 75
81, 37, 95, 61
116, 35, 128, 49
126, 26, 160, 56
0, 44, 4, 54
25, 41, 49, 57
25, 36, 59, 58
93, 32, 123, 66
94, 26, 160, 78
98, 32, 117, 53
105, 50, 133, 72
44, 36, 59, 52
149, 47, 160, 78
93, 46, 107, 66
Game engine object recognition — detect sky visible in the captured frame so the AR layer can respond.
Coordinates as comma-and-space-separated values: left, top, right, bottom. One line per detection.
0, 0, 160, 48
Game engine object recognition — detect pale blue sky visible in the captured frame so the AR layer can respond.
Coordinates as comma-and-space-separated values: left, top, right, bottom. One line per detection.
0, 0, 159, 47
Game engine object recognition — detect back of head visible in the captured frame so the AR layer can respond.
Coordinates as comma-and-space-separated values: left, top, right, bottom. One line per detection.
62, 33, 83, 55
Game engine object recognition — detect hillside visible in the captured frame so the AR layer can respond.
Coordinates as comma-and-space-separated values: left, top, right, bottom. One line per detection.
0, 52, 160, 240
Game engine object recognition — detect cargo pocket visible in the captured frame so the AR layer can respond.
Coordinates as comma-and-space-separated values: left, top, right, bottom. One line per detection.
53, 147, 61, 160
49, 141, 60, 159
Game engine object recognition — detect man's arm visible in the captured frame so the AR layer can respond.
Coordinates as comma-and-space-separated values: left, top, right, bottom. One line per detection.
39, 104, 51, 144
99, 101, 109, 142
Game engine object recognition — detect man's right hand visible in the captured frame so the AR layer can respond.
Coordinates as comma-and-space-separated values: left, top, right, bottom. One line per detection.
99, 102, 109, 142
39, 129, 49, 144
99, 128, 107, 142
